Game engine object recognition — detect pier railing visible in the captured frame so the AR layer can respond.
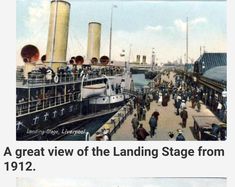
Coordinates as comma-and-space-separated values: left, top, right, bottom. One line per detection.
90, 98, 134, 141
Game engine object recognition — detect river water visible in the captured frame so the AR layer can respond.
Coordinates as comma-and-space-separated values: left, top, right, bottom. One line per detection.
132, 73, 151, 89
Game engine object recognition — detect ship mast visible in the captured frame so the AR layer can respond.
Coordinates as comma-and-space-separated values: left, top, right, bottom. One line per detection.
186, 16, 188, 64
151, 47, 155, 71
50, 0, 59, 68
108, 5, 117, 64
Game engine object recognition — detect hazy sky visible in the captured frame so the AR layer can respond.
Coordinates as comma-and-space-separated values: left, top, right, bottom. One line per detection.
16, 0, 226, 65
16, 177, 226, 187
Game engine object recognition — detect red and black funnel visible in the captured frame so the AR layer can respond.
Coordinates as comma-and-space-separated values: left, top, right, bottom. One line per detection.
100, 56, 109, 65
21, 44, 40, 63
75, 55, 84, 65
91, 57, 98, 65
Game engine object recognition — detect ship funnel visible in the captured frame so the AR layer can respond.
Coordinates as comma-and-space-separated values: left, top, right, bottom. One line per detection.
46, 0, 70, 71
21, 45, 40, 63
91, 57, 98, 65
136, 55, 141, 64
142, 55, 147, 64
21, 44, 40, 79
87, 22, 101, 61
100, 56, 109, 66
75, 56, 84, 65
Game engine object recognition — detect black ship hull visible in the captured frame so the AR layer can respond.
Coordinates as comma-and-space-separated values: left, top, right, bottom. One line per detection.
16, 100, 123, 140
145, 71, 158, 79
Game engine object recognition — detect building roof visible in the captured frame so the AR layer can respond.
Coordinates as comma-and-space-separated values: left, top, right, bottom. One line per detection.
194, 52, 226, 74
203, 65, 227, 83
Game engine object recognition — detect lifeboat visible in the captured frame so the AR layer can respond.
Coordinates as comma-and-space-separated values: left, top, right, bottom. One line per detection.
82, 83, 106, 99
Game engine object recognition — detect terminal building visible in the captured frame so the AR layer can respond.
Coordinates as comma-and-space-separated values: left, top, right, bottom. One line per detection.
185, 52, 227, 122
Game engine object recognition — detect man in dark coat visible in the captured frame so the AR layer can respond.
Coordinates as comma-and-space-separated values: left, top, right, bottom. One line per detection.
180, 108, 188, 128
152, 110, 160, 121
176, 99, 181, 115
136, 124, 149, 140
131, 114, 139, 138
176, 129, 185, 141
149, 115, 157, 137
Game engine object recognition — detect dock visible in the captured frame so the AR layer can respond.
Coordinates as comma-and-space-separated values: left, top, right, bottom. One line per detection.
94, 72, 222, 141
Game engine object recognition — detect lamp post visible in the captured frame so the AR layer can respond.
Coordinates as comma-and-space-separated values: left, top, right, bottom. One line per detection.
109, 5, 117, 64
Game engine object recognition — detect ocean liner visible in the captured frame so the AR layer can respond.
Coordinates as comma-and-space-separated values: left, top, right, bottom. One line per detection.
16, 0, 133, 140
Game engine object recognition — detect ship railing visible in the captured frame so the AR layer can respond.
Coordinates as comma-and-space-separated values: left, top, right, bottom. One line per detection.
26, 73, 82, 85
16, 91, 80, 116
17, 70, 123, 86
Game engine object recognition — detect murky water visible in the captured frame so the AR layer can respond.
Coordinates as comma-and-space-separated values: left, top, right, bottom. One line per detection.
132, 73, 150, 89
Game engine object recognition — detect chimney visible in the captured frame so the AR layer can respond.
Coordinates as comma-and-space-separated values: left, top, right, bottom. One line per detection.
46, 0, 71, 72
87, 22, 102, 62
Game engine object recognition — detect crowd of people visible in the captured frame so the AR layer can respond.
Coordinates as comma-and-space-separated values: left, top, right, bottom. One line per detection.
22, 62, 124, 84
129, 72, 189, 141
130, 70, 226, 141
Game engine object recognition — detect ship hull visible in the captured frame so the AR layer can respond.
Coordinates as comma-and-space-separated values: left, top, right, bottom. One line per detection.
16, 98, 126, 140
145, 71, 158, 79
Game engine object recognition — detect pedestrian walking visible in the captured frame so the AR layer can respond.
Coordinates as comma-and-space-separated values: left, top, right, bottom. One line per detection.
180, 100, 186, 111
196, 101, 201, 112
159, 93, 163, 104
142, 108, 146, 120
136, 124, 149, 141
176, 129, 185, 141
156, 92, 159, 103
152, 110, 160, 121
140, 106, 144, 120
176, 98, 181, 115
146, 98, 150, 111
180, 108, 188, 128
217, 101, 222, 118
191, 96, 196, 108
137, 104, 141, 121
102, 128, 111, 141
131, 114, 139, 138
149, 115, 157, 137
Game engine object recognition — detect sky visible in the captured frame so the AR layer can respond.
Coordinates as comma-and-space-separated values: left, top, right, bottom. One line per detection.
16, 177, 226, 187
16, 0, 226, 65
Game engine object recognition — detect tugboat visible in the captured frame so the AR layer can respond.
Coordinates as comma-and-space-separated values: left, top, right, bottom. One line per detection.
16, 0, 133, 140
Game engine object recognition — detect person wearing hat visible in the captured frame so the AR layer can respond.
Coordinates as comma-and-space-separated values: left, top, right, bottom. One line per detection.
176, 129, 185, 141
136, 124, 149, 141
175, 97, 181, 115
102, 125, 111, 141
196, 101, 201, 112
219, 123, 227, 141
180, 100, 186, 111
131, 114, 139, 138
180, 107, 188, 128
149, 113, 158, 138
